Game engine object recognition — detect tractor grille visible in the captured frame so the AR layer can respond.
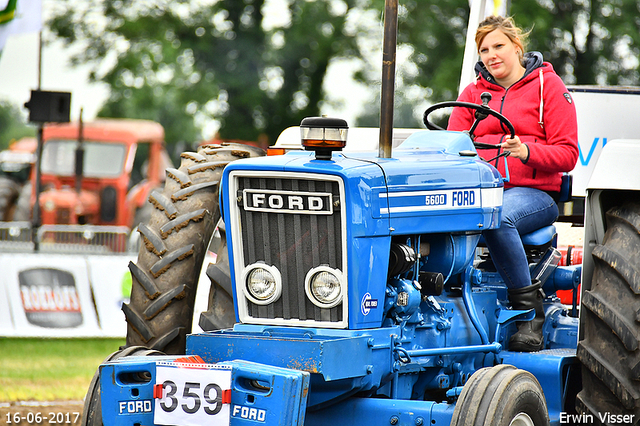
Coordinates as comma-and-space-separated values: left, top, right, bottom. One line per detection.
233, 173, 345, 325
56, 208, 71, 224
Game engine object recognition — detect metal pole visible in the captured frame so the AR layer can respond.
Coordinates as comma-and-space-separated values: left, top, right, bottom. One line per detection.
378, 0, 398, 159
75, 108, 84, 194
32, 30, 44, 251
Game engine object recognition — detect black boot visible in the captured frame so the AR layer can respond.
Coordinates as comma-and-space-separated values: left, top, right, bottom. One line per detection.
507, 280, 545, 352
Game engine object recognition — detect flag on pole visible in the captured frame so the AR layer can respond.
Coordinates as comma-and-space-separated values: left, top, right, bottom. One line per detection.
0, 0, 18, 25
472, 0, 508, 18
0, 0, 42, 53
467, 0, 508, 20
488, 0, 507, 17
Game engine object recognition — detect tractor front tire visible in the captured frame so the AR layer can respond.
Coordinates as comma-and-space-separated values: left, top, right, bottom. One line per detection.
450, 364, 549, 426
577, 202, 640, 418
123, 143, 264, 354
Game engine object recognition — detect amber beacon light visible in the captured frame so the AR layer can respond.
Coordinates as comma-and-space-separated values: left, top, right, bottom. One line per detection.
300, 116, 349, 160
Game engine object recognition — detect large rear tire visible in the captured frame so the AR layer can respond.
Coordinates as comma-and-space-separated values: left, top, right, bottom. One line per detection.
576, 202, 640, 418
123, 143, 264, 354
450, 364, 550, 426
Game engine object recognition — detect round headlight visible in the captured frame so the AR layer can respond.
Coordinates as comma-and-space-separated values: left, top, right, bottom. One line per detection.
248, 268, 276, 300
242, 263, 282, 305
305, 266, 343, 308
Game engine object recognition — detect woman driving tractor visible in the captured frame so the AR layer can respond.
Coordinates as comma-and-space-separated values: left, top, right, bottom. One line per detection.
448, 15, 579, 352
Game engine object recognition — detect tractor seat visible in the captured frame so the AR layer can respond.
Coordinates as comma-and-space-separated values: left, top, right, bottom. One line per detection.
478, 224, 557, 263
521, 225, 557, 248
521, 225, 557, 259
483, 174, 569, 254
478, 225, 557, 249
479, 174, 569, 260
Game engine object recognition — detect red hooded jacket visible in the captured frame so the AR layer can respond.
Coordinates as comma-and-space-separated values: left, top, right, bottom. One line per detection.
447, 52, 578, 193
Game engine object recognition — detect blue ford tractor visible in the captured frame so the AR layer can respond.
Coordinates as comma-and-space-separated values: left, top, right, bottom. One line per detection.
83, 2, 639, 425
88, 103, 590, 425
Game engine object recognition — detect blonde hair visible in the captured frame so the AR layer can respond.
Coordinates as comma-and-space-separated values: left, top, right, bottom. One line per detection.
475, 16, 530, 63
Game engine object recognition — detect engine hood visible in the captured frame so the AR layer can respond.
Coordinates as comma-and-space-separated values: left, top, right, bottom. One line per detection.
221, 130, 503, 237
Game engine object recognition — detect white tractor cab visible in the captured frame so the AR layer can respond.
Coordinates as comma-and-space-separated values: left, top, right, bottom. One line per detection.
578, 112, 640, 416
558, 86, 640, 223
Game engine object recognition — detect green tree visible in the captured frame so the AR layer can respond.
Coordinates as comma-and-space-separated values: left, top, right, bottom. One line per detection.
357, 0, 640, 128
356, 89, 431, 128
48, 0, 363, 149
397, 0, 640, 95
354, 0, 470, 127
0, 100, 35, 150
511, 0, 640, 86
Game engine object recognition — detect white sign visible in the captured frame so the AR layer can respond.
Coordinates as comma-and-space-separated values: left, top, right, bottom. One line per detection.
0, 250, 215, 337
0, 253, 101, 337
154, 363, 232, 426
570, 88, 640, 197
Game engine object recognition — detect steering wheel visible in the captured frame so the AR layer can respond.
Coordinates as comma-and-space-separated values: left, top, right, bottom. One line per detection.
422, 92, 515, 150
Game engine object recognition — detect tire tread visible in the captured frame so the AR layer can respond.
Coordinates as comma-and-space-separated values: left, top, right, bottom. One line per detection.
123, 143, 264, 354
577, 202, 640, 414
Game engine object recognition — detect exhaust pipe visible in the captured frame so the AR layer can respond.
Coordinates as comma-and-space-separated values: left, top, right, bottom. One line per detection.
378, 0, 398, 159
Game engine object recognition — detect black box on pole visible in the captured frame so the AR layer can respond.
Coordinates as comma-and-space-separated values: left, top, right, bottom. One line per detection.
24, 90, 71, 123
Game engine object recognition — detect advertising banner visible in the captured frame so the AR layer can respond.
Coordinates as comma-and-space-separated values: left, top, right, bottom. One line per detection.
1, 253, 101, 337
0, 251, 215, 338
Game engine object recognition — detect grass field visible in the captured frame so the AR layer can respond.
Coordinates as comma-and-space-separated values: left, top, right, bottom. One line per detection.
0, 338, 125, 401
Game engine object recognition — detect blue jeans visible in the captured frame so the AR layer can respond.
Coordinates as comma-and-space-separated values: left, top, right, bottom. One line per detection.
482, 187, 559, 289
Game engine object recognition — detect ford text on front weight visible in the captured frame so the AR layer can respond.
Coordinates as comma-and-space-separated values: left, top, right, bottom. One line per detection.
242, 189, 333, 214
119, 400, 153, 414
232, 405, 267, 422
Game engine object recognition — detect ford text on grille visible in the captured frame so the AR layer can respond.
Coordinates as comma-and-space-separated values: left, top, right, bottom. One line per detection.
242, 189, 333, 214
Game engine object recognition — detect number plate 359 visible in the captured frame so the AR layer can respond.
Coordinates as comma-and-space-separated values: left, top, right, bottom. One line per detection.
154, 363, 232, 426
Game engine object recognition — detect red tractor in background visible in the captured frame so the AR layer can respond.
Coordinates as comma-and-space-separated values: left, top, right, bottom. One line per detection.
34, 118, 172, 228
